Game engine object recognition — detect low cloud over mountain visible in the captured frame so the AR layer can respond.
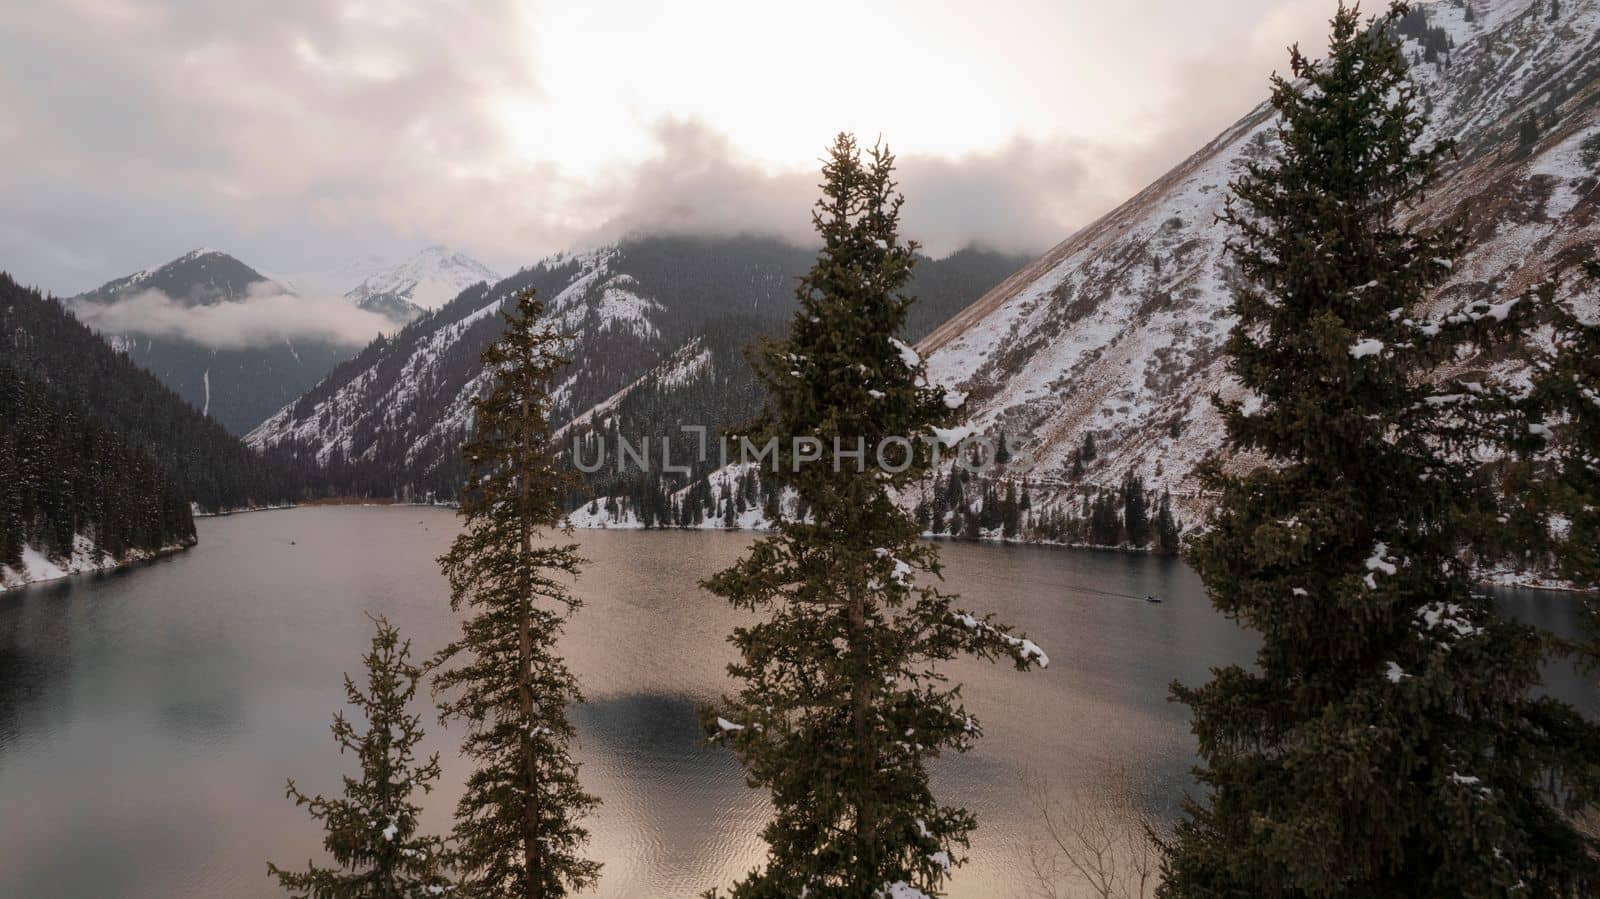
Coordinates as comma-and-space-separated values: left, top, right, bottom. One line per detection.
70, 283, 393, 350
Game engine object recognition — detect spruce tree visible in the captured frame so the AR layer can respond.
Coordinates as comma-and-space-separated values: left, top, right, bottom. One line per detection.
1529, 260, 1600, 587
701, 134, 1047, 899
1121, 472, 1150, 548
1089, 491, 1123, 547
268, 616, 451, 898
1153, 491, 1181, 557
1162, 5, 1600, 897
432, 289, 601, 899
1524, 262, 1600, 692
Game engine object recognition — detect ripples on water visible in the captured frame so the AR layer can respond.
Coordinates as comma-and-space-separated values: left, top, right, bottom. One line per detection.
0, 507, 1591, 898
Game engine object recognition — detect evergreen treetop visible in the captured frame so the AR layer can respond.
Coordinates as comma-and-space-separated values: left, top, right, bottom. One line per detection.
268, 615, 452, 899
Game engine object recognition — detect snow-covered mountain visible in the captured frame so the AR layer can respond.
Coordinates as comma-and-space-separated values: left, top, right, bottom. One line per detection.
917, 0, 1600, 524
69, 249, 360, 435
244, 235, 1027, 500
343, 245, 500, 323
75, 247, 282, 306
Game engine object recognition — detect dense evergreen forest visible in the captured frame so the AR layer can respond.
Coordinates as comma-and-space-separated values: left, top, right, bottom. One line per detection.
0, 363, 195, 570
1, 273, 316, 512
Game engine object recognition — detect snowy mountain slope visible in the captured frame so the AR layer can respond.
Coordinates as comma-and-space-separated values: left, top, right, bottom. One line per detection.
343, 245, 500, 323
554, 337, 713, 442
245, 235, 1027, 501
918, 0, 1600, 522
68, 249, 359, 434
246, 243, 677, 492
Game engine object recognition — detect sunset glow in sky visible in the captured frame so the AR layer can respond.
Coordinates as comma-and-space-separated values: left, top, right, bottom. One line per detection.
0, 0, 1340, 292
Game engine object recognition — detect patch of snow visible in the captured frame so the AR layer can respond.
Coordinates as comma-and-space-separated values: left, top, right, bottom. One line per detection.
889, 337, 921, 370
1, 535, 185, 593
1417, 601, 1483, 640
1349, 339, 1384, 359
1366, 542, 1398, 576
930, 425, 974, 447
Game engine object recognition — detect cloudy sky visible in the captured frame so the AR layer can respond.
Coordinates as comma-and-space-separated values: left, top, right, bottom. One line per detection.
1, 0, 1339, 296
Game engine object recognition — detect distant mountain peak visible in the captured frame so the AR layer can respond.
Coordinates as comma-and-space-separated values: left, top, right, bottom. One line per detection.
75, 248, 275, 307
343, 245, 500, 323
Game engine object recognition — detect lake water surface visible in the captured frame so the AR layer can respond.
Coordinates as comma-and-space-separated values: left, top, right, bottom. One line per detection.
0, 507, 1592, 898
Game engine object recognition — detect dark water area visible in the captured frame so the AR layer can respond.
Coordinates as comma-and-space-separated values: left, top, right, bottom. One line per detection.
0, 507, 1591, 897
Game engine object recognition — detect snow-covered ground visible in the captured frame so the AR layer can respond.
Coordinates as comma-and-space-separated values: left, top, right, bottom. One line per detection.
0, 535, 188, 593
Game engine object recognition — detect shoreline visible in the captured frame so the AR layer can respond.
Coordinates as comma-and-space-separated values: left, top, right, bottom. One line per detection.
0, 540, 192, 594
558, 512, 1592, 595
193, 498, 460, 518
26, 505, 1580, 597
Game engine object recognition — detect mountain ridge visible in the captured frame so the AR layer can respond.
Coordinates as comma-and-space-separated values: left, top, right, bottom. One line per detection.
245, 235, 1030, 502
915, 0, 1600, 529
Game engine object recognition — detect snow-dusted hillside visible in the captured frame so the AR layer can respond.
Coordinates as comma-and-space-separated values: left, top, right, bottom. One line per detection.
918, 0, 1600, 521
246, 236, 1025, 502
343, 245, 500, 323
249, 245, 660, 454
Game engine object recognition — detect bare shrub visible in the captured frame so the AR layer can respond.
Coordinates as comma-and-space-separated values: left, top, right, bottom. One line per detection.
1024, 765, 1171, 899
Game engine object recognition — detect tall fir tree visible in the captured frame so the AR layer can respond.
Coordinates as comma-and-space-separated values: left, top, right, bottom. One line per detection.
1521, 261, 1600, 701
701, 134, 1048, 899
433, 289, 601, 899
268, 616, 452, 898
1528, 260, 1600, 588
1089, 491, 1123, 547
1161, 5, 1600, 897
1121, 472, 1150, 548
1153, 490, 1181, 557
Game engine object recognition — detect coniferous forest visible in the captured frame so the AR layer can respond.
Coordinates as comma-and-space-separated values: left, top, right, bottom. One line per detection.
1, 273, 317, 512
0, 362, 195, 569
